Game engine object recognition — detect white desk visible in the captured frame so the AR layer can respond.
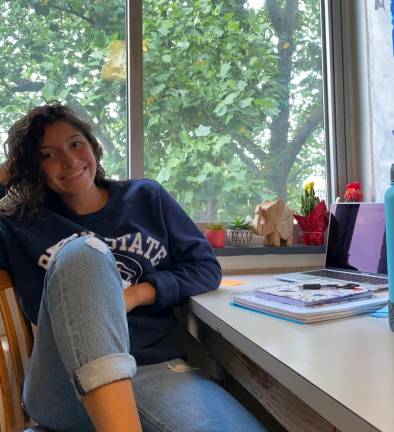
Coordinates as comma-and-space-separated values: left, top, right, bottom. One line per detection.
189, 274, 394, 432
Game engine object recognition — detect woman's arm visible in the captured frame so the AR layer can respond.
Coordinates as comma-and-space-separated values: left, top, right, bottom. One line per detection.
124, 281, 156, 312
140, 183, 222, 310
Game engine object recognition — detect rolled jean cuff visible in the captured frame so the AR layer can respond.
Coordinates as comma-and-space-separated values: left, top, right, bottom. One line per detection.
73, 353, 137, 398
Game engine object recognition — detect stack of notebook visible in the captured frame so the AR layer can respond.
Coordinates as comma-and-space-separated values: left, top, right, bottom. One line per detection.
230, 281, 387, 323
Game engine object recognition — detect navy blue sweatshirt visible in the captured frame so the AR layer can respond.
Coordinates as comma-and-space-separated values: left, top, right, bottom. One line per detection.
0, 179, 221, 365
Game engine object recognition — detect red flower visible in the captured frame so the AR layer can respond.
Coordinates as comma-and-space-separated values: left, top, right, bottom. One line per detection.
345, 181, 361, 190
343, 181, 363, 202
344, 188, 363, 202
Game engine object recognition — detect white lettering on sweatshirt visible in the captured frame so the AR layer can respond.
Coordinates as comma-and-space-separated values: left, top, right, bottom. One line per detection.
38, 231, 167, 271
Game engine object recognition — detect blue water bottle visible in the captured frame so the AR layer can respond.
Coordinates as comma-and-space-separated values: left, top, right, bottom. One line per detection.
385, 163, 394, 331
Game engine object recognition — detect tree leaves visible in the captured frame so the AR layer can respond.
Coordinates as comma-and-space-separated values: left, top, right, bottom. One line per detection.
194, 125, 211, 137
143, 0, 325, 220
219, 62, 231, 77
0, 0, 127, 176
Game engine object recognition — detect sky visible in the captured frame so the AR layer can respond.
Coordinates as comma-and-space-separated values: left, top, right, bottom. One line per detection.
246, 0, 265, 9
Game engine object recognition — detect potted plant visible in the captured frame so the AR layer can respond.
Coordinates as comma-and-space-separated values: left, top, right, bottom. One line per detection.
227, 217, 254, 247
293, 181, 328, 245
204, 223, 227, 248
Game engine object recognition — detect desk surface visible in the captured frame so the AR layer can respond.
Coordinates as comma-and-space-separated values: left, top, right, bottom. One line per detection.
190, 274, 393, 432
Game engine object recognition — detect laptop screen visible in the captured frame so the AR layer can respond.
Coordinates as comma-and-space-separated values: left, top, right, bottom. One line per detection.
325, 203, 387, 275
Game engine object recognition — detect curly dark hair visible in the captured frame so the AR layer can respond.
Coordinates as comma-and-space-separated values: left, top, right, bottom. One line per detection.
3, 101, 106, 217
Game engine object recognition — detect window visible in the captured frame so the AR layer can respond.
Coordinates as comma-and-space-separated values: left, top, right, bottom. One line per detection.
143, 0, 327, 221
0, 1, 128, 178
0, 0, 328, 223
364, 1, 394, 201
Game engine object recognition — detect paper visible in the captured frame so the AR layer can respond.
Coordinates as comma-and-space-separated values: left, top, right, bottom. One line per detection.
255, 282, 372, 307
221, 279, 247, 287
231, 290, 388, 323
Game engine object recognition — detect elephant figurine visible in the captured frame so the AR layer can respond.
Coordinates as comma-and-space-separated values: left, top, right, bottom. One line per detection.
253, 198, 293, 246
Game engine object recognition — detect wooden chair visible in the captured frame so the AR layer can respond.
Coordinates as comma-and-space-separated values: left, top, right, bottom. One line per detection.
0, 269, 46, 431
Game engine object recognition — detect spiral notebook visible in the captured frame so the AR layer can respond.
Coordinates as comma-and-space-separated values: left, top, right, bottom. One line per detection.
255, 282, 372, 307
231, 282, 387, 324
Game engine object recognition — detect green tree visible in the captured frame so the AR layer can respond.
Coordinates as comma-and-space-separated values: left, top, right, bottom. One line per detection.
0, 0, 127, 177
143, 0, 325, 219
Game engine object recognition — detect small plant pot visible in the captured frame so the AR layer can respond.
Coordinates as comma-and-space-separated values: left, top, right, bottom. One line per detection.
204, 229, 226, 248
227, 229, 254, 247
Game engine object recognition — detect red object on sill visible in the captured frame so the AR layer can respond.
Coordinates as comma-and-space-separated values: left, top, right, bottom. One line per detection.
302, 231, 325, 246
344, 181, 363, 202
204, 229, 226, 248
293, 200, 328, 246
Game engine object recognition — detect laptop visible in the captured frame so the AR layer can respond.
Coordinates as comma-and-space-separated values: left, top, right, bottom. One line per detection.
275, 202, 388, 291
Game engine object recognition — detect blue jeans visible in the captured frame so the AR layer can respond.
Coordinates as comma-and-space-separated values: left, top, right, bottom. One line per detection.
23, 237, 266, 431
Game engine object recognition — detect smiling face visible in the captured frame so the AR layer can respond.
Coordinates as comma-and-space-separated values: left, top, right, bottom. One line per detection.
39, 121, 98, 201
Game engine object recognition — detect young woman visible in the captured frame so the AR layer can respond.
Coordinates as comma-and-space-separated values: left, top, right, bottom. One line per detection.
0, 102, 266, 432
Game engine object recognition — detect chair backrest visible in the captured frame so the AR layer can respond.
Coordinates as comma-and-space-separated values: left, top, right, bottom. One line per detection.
0, 270, 33, 432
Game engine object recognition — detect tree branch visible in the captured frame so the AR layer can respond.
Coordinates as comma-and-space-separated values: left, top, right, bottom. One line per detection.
265, 0, 283, 33
13, 80, 45, 93
232, 133, 266, 162
288, 158, 324, 183
284, 0, 299, 32
207, 119, 262, 169
49, 5, 95, 26
265, 0, 298, 35
286, 107, 323, 167
207, 117, 266, 163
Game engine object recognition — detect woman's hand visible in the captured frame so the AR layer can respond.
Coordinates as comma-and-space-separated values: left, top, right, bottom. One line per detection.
124, 282, 156, 312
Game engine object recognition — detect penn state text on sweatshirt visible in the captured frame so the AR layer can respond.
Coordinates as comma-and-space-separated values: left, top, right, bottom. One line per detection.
0, 179, 221, 364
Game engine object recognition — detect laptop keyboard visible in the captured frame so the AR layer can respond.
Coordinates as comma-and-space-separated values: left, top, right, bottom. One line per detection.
304, 269, 387, 285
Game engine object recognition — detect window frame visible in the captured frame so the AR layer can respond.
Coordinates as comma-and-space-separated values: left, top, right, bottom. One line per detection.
127, 0, 144, 179
321, 0, 362, 203
126, 0, 349, 208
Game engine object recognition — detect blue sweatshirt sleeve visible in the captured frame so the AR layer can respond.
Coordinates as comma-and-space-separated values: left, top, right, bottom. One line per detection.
0, 222, 9, 271
142, 184, 222, 309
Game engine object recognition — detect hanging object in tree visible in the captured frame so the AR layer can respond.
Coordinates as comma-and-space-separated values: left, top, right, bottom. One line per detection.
102, 40, 126, 81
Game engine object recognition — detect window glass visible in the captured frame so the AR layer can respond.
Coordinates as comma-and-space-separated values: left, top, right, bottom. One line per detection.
143, 0, 326, 221
0, 1, 127, 179
365, 1, 394, 200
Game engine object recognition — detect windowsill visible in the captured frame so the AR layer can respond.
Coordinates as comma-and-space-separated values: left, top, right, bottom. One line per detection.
214, 244, 326, 274
214, 244, 325, 256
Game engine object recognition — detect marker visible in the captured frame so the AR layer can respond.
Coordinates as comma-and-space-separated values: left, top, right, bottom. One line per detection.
301, 282, 359, 290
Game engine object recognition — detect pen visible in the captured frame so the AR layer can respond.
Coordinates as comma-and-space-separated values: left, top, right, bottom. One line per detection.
301, 282, 359, 290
